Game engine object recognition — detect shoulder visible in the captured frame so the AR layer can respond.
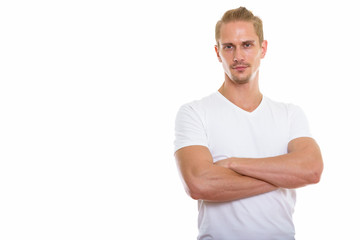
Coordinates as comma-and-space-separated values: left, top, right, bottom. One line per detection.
177, 92, 218, 116
264, 96, 305, 117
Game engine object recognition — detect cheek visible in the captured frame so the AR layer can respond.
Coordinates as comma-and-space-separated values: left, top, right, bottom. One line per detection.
219, 53, 231, 66
247, 50, 261, 63
245, 49, 256, 58
222, 61, 230, 71
254, 49, 263, 59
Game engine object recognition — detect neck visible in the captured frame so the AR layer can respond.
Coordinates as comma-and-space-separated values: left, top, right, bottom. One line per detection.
218, 75, 262, 112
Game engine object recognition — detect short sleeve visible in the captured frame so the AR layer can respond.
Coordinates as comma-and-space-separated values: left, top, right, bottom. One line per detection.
174, 103, 208, 153
288, 105, 312, 142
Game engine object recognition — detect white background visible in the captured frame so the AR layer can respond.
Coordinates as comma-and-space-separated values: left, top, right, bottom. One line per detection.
1, 0, 359, 239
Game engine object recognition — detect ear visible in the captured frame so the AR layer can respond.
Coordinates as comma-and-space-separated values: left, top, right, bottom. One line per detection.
214, 44, 222, 62
260, 40, 268, 59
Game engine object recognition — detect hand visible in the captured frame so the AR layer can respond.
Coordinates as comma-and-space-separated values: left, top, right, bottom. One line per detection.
214, 158, 233, 168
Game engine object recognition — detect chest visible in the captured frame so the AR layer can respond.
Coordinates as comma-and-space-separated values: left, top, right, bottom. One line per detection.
204, 107, 289, 161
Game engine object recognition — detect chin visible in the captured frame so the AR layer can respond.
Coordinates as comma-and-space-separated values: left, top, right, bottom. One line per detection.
233, 79, 250, 85
231, 75, 251, 85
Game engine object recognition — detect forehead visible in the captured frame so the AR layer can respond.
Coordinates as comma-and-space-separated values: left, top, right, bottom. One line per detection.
219, 21, 258, 44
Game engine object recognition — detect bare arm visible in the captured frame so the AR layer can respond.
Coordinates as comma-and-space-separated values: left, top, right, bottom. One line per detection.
175, 145, 278, 202
216, 137, 323, 189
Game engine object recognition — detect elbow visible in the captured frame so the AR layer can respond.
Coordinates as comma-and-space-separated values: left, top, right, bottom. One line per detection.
309, 165, 323, 184
188, 189, 202, 200
302, 147, 324, 185
308, 170, 321, 184
183, 181, 200, 200
287, 167, 322, 189
184, 178, 208, 200
307, 159, 324, 185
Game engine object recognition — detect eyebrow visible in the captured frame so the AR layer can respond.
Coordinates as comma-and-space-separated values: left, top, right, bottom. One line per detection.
221, 40, 256, 45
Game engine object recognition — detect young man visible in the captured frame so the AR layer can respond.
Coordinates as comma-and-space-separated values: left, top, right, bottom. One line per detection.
174, 7, 323, 240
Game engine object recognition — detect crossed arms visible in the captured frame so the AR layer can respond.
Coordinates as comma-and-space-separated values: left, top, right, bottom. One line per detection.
175, 137, 323, 202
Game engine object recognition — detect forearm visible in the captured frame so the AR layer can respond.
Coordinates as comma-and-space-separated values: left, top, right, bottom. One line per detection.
175, 145, 278, 202
189, 165, 277, 202
227, 154, 310, 188
225, 151, 322, 189
216, 138, 323, 189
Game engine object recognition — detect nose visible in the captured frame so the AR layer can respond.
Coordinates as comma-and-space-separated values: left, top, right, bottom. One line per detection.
233, 48, 244, 63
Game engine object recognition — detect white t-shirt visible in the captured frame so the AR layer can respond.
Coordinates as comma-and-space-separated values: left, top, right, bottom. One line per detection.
174, 91, 312, 240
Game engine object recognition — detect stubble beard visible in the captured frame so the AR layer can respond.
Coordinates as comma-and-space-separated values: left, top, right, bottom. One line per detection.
231, 75, 250, 85
229, 68, 251, 85
229, 65, 259, 85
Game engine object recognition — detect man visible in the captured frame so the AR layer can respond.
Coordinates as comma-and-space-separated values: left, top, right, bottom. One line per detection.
174, 6, 323, 240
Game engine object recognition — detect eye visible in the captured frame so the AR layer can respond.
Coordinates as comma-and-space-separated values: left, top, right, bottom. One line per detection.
243, 42, 253, 48
223, 45, 233, 50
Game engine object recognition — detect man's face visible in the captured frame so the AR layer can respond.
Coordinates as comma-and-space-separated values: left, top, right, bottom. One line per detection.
215, 21, 267, 84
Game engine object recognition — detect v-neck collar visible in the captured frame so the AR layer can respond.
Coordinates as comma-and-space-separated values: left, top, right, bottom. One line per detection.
215, 91, 266, 115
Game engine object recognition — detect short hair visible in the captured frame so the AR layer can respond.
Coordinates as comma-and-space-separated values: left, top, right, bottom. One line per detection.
215, 7, 264, 46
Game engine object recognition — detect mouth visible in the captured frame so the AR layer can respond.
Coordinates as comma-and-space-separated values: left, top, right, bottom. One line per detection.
232, 65, 249, 71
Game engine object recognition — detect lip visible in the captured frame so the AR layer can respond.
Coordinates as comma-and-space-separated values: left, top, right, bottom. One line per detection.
233, 65, 248, 71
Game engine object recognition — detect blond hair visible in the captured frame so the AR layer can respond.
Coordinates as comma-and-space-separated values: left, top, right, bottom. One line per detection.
215, 7, 264, 46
